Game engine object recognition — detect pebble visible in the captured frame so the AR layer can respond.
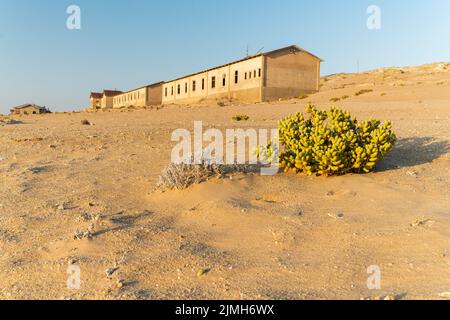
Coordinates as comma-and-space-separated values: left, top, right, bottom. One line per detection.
328, 213, 345, 219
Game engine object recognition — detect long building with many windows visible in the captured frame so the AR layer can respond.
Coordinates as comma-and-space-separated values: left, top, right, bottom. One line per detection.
90, 45, 322, 109
162, 45, 322, 105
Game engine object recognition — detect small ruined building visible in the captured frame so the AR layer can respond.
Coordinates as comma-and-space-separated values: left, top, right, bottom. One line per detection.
10, 104, 51, 115
90, 90, 123, 110
90, 44, 322, 107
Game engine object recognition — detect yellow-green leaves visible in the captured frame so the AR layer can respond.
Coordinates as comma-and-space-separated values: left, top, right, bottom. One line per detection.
275, 105, 396, 176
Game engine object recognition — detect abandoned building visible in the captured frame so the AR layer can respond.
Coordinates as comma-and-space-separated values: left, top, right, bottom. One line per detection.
162, 45, 322, 104
91, 45, 322, 108
112, 82, 164, 108
90, 90, 123, 109
10, 104, 51, 115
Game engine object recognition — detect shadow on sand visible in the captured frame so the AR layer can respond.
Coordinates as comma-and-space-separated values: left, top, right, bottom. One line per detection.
376, 137, 450, 171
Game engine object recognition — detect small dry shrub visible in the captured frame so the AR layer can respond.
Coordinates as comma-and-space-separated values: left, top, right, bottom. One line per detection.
157, 161, 259, 191
354, 89, 373, 96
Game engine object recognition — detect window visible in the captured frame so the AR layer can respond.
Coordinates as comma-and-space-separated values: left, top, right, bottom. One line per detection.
185, 82, 188, 93
245, 72, 247, 80
165, 88, 168, 97
235, 70, 239, 84
222, 74, 226, 87
177, 85, 181, 95
202, 78, 205, 90
249, 71, 252, 79
171, 86, 174, 95
254, 70, 257, 78
192, 81, 196, 92
212, 76, 216, 88
259, 68, 262, 77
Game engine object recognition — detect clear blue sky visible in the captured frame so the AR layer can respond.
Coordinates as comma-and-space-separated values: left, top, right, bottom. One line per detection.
1, 0, 449, 113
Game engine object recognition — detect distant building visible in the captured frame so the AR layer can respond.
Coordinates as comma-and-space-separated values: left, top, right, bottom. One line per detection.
90, 92, 103, 109
112, 82, 164, 108
90, 90, 122, 109
90, 44, 322, 107
10, 104, 51, 115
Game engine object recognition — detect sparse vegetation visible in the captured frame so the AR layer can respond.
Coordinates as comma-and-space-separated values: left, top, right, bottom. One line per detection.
260, 105, 396, 176
354, 89, 373, 96
157, 160, 259, 191
341, 95, 350, 100
330, 97, 341, 103
232, 114, 250, 121
81, 119, 91, 125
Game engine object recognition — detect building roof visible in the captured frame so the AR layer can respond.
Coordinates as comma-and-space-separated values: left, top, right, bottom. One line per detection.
12, 104, 47, 110
115, 82, 165, 96
10, 104, 50, 113
165, 45, 323, 83
90, 92, 103, 99
103, 90, 123, 97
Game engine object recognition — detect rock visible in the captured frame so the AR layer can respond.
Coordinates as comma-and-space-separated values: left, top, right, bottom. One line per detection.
105, 267, 119, 279
328, 213, 345, 219
411, 219, 435, 227
196, 268, 211, 277
406, 171, 418, 178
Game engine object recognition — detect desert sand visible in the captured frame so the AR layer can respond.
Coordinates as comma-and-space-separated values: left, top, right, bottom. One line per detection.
0, 62, 449, 300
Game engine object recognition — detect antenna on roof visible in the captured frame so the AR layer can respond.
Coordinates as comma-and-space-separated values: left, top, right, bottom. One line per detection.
255, 47, 264, 56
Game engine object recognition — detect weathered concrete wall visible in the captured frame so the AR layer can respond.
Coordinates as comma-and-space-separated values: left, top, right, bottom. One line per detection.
263, 50, 320, 101
90, 98, 101, 109
162, 56, 264, 105
113, 87, 147, 108
113, 84, 163, 108
101, 96, 115, 109
146, 84, 163, 106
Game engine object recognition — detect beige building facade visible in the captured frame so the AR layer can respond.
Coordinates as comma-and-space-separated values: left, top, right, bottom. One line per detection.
90, 90, 123, 109
90, 45, 322, 108
112, 82, 163, 108
162, 45, 322, 105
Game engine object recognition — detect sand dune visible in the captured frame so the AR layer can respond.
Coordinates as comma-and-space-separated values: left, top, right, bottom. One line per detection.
0, 62, 449, 299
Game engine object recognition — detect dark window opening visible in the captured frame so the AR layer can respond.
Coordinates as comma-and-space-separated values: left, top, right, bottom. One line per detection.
192, 81, 196, 92
235, 70, 239, 84
212, 76, 216, 88
177, 85, 181, 95
185, 83, 188, 93
202, 78, 205, 90
259, 68, 262, 77
222, 75, 226, 87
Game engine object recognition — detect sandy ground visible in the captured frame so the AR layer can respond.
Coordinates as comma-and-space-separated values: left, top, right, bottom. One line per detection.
0, 62, 449, 300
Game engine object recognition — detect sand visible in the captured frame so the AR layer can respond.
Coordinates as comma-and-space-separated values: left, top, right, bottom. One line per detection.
0, 62, 449, 300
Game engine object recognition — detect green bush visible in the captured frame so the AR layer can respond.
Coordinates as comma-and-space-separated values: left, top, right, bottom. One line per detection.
275, 105, 396, 176
232, 114, 250, 121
